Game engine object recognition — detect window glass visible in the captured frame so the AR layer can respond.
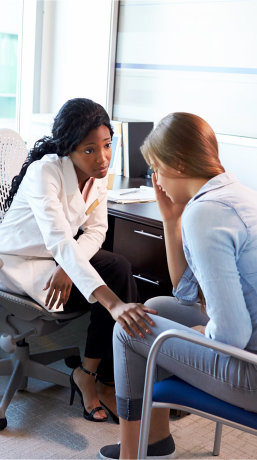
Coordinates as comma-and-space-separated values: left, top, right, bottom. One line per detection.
0, 0, 20, 129
113, 0, 257, 139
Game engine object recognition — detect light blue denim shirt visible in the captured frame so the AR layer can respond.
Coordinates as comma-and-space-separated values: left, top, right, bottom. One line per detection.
173, 172, 257, 352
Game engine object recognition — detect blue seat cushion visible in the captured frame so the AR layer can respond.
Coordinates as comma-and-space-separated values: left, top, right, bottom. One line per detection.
153, 376, 257, 429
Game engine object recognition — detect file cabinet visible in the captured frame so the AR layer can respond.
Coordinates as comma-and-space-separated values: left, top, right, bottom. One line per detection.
112, 218, 172, 301
105, 180, 173, 302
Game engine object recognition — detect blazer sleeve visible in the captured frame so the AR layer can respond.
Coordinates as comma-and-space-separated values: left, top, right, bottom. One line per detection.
77, 178, 108, 261
23, 161, 105, 303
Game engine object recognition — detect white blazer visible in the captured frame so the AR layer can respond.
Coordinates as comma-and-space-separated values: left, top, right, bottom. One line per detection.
0, 154, 108, 311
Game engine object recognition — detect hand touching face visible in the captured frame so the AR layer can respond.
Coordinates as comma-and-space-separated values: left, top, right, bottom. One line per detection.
151, 159, 188, 204
152, 172, 186, 222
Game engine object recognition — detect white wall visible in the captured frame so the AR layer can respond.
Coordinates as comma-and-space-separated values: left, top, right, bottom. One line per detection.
218, 137, 257, 191
114, 0, 257, 137
113, 0, 257, 189
0, 0, 19, 33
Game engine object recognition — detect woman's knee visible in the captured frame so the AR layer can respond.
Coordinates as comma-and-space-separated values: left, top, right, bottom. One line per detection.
144, 296, 179, 315
111, 252, 132, 275
91, 249, 132, 276
145, 295, 207, 326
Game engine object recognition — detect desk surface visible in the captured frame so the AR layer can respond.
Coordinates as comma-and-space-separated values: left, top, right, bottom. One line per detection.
107, 176, 163, 229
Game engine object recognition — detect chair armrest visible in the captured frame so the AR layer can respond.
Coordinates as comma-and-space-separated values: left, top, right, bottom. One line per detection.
141, 328, 257, 430
143, 329, 257, 411
153, 329, 257, 365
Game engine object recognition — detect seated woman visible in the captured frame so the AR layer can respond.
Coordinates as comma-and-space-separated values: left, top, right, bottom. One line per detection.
0, 98, 156, 423
100, 112, 257, 458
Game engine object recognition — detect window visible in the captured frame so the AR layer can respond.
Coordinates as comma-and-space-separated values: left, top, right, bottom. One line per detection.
114, 0, 257, 138
0, 0, 115, 148
113, 0, 257, 190
0, 0, 20, 129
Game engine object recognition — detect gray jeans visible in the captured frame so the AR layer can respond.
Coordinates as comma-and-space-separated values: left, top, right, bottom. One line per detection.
114, 296, 257, 420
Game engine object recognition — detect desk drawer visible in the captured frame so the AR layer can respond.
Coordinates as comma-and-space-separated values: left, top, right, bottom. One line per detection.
113, 219, 172, 299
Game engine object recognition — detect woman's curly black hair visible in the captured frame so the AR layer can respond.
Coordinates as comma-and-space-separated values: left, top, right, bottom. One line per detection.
5, 98, 114, 211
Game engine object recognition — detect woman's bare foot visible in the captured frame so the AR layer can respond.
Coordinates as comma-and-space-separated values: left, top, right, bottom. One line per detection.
73, 366, 107, 421
96, 380, 118, 419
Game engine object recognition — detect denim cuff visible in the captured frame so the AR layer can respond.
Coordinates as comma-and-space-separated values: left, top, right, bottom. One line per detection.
116, 395, 143, 421
173, 265, 199, 304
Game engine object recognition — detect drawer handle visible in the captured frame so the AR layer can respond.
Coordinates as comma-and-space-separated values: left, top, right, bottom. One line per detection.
134, 230, 163, 240
133, 274, 160, 286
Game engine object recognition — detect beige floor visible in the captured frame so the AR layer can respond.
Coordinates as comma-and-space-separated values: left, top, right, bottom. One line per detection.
0, 316, 256, 459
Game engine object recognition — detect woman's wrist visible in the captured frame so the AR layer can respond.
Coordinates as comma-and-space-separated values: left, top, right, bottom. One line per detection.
93, 285, 122, 312
163, 216, 182, 232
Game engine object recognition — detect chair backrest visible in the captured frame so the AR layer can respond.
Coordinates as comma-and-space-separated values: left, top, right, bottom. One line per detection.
0, 129, 28, 222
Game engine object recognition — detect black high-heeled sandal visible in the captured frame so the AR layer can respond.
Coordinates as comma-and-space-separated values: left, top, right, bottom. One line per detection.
70, 367, 107, 422
99, 399, 119, 425
70, 366, 119, 423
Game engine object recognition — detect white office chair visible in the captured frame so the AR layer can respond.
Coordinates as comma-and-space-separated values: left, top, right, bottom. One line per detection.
0, 129, 83, 430
138, 329, 257, 458
0, 128, 28, 222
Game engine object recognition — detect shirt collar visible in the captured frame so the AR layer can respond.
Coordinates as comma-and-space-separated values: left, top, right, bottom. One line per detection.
187, 172, 238, 206
61, 156, 80, 195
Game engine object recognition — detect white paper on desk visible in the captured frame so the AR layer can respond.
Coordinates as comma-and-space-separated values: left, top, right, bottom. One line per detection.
107, 186, 156, 203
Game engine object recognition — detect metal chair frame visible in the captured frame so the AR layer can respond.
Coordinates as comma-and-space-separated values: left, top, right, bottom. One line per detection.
138, 329, 257, 459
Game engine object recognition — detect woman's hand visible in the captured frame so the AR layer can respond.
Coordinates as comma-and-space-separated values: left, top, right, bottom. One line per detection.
43, 266, 73, 309
109, 301, 157, 338
93, 284, 157, 338
152, 172, 185, 222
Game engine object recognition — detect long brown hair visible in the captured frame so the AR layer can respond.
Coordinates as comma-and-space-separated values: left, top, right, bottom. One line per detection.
141, 112, 225, 312
141, 112, 224, 178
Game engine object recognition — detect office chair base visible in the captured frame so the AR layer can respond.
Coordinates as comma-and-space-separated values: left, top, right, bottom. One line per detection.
0, 340, 80, 430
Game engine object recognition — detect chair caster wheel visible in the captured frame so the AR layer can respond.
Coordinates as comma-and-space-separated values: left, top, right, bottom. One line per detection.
0, 417, 7, 430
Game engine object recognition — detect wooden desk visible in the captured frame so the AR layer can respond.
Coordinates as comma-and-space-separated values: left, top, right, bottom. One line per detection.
105, 176, 173, 302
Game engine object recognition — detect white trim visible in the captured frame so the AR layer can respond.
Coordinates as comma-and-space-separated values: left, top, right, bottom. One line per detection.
16, 0, 24, 133
18, 0, 37, 141
216, 133, 257, 147
106, 0, 120, 117
0, 94, 16, 98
